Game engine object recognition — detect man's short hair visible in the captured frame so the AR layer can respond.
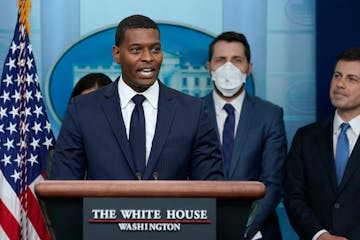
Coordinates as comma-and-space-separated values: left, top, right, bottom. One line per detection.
208, 31, 251, 62
115, 14, 159, 46
336, 47, 360, 62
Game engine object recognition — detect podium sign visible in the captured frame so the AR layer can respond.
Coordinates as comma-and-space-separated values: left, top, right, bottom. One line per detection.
35, 181, 265, 240
83, 198, 216, 240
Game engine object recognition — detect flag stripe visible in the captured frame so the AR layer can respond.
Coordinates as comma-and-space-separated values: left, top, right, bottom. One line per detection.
0, 170, 21, 223
0, 199, 20, 240
0, 225, 11, 240
24, 178, 51, 240
0, 168, 47, 240
21, 217, 40, 240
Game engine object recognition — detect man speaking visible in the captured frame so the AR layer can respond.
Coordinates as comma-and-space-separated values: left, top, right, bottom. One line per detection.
50, 15, 223, 180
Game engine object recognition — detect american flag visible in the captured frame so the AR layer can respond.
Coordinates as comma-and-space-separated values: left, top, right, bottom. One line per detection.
0, 8, 55, 240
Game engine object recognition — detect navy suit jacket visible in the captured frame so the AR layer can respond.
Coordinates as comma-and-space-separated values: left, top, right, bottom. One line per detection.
50, 80, 224, 180
284, 119, 360, 240
204, 92, 287, 239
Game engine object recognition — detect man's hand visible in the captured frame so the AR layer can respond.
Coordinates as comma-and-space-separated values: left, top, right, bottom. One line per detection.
318, 232, 348, 240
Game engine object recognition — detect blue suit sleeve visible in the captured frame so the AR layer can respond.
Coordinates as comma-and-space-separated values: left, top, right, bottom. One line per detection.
283, 129, 325, 239
248, 107, 287, 237
189, 100, 224, 180
50, 100, 86, 180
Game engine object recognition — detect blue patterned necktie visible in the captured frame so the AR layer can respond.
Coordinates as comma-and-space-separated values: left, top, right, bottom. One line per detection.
222, 104, 235, 174
335, 122, 350, 185
129, 94, 146, 176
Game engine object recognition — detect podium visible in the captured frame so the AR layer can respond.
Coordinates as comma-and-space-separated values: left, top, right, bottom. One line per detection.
35, 180, 265, 240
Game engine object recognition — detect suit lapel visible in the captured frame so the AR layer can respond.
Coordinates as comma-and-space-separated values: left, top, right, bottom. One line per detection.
318, 120, 338, 193
228, 94, 254, 178
203, 93, 220, 141
101, 79, 136, 173
143, 83, 176, 179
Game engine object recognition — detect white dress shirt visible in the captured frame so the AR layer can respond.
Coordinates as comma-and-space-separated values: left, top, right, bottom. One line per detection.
118, 77, 159, 164
333, 112, 360, 157
212, 90, 245, 143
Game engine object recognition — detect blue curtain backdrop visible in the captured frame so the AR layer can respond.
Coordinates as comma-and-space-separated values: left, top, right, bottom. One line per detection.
316, 0, 360, 120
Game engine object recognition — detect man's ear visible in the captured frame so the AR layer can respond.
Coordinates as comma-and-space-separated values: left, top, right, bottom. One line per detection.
112, 45, 121, 64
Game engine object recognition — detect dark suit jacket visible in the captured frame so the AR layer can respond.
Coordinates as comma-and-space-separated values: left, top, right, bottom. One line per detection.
50, 80, 224, 180
204, 92, 287, 239
284, 119, 360, 240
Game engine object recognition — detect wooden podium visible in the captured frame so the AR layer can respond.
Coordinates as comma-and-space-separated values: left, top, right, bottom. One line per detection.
35, 181, 265, 240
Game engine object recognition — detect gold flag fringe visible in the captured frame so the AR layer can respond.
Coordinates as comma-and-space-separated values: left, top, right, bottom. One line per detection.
17, 0, 32, 37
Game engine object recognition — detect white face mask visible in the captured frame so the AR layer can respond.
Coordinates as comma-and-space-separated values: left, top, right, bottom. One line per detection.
211, 62, 247, 97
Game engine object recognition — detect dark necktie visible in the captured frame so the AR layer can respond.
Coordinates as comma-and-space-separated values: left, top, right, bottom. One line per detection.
335, 122, 350, 185
222, 104, 235, 174
129, 94, 146, 175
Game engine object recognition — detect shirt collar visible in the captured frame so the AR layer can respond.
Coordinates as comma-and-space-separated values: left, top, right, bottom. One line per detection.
118, 76, 159, 109
212, 89, 245, 114
333, 111, 360, 136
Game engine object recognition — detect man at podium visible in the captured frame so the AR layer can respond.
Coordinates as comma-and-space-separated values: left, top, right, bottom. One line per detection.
50, 15, 224, 181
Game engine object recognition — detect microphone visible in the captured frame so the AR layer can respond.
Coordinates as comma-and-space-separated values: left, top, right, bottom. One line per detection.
152, 172, 159, 180
135, 172, 142, 180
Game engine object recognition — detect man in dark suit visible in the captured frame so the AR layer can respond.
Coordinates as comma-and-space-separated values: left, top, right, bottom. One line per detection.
50, 15, 223, 180
203, 32, 287, 239
284, 48, 360, 240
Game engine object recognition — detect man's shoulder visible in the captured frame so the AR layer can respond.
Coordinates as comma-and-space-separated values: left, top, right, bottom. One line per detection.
247, 94, 282, 112
80, 81, 115, 99
295, 119, 332, 138
160, 83, 204, 105
69, 82, 115, 111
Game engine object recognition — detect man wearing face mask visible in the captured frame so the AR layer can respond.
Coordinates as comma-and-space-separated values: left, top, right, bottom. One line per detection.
203, 32, 287, 240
